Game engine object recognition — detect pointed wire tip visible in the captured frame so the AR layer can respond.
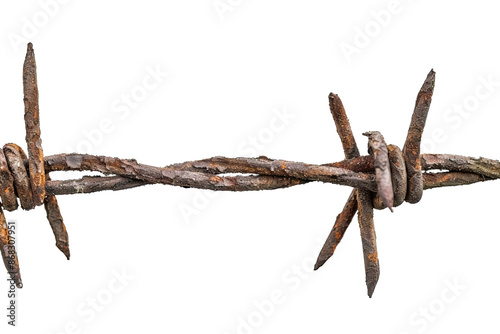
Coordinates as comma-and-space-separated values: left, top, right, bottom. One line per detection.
329, 93, 343, 104
57, 243, 71, 260
314, 249, 332, 270
367, 280, 378, 298
313, 259, 325, 271
426, 69, 435, 80
366, 271, 380, 298
24, 43, 36, 65
314, 240, 340, 271
421, 69, 436, 93
10, 274, 23, 289
26, 43, 34, 56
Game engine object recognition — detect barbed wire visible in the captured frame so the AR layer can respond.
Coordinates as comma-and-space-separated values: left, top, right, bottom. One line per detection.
0, 45, 497, 297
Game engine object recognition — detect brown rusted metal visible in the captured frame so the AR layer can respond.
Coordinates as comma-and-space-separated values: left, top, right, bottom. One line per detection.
373, 145, 407, 209
3, 143, 34, 211
356, 189, 379, 298
0, 149, 18, 212
386, 145, 407, 207
329, 93, 360, 159
23, 43, 45, 206
314, 191, 358, 270
43, 173, 70, 260
423, 172, 490, 189
403, 69, 435, 204
1, 44, 500, 298
315, 94, 361, 272
0, 208, 22, 288
318, 94, 380, 297
363, 131, 394, 212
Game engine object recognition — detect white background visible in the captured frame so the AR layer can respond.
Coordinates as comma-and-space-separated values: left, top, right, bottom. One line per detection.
0, 1, 499, 333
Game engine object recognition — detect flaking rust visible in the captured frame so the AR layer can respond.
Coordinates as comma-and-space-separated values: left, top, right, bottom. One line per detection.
0, 208, 22, 288
0, 45, 499, 298
23, 43, 45, 206
363, 131, 393, 212
403, 70, 435, 204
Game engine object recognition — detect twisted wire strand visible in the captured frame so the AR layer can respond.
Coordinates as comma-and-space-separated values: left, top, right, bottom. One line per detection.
2, 45, 500, 297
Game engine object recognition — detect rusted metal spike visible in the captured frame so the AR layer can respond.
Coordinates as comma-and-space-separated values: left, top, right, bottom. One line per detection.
356, 189, 379, 297
403, 69, 435, 204
44, 174, 70, 260
23, 42, 45, 206
317, 93, 381, 297
328, 93, 360, 159
315, 94, 361, 271
314, 190, 357, 270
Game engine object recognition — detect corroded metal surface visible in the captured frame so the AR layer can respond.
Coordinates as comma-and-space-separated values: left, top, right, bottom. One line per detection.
0, 45, 499, 298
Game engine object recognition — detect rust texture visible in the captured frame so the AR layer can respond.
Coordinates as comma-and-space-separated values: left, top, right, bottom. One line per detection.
3, 143, 34, 210
43, 173, 70, 260
356, 189, 379, 298
328, 93, 360, 159
373, 145, 407, 209
314, 191, 357, 270
403, 69, 435, 203
0, 208, 22, 288
315, 94, 360, 271
318, 94, 380, 297
23, 43, 45, 206
386, 145, 407, 207
44, 154, 378, 192
363, 131, 394, 212
1, 44, 500, 297
0, 149, 18, 211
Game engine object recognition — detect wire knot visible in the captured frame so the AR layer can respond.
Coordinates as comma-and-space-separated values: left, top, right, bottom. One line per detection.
362, 132, 423, 212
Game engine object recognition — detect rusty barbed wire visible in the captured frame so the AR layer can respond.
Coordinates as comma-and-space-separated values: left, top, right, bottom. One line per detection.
1, 44, 499, 297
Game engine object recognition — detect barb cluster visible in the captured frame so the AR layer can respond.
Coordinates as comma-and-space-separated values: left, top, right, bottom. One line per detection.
2, 45, 500, 297
1, 43, 68, 289
315, 71, 436, 297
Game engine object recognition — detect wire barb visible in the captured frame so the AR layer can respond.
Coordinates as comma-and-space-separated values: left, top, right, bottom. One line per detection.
1, 45, 499, 297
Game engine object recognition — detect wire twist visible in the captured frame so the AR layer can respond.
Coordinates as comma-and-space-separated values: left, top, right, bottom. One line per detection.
0, 43, 68, 289
2, 45, 500, 299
